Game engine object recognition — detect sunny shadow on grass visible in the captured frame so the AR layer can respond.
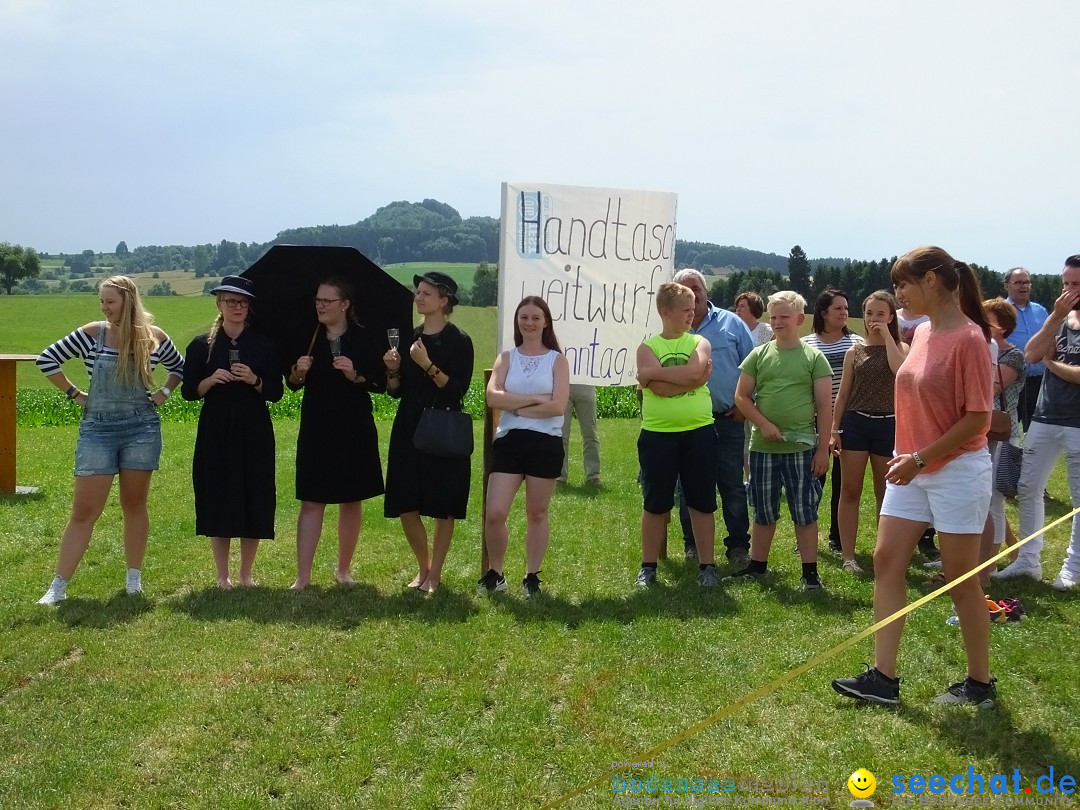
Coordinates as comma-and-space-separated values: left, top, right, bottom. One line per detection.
1, 419, 1078, 810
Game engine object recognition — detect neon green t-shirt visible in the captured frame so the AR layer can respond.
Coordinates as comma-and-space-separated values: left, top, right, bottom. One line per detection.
641, 332, 713, 432
739, 341, 831, 453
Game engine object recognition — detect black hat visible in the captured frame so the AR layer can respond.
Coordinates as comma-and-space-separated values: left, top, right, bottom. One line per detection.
413, 271, 459, 305
210, 275, 256, 298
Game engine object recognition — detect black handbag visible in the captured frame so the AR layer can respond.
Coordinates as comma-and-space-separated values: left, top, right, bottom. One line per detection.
413, 385, 473, 458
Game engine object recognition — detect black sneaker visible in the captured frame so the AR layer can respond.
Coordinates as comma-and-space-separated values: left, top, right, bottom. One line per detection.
828, 537, 842, 554
635, 567, 657, 587
523, 571, 542, 598
832, 665, 900, 706
477, 569, 507, 593
933, 677, 997, 709
801, 574, 824, 591
721, 567, 766, 584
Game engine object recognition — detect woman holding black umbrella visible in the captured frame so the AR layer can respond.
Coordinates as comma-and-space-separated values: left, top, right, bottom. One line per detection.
181, 276, 283, 589
287, 277, 386, 590
383, 272, 474, 594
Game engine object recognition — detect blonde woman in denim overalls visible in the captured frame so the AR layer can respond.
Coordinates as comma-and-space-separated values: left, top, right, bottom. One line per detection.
35, 276, 184, 604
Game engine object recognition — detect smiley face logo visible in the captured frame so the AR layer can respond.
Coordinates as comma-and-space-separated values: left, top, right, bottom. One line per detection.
848, 769, 877, 799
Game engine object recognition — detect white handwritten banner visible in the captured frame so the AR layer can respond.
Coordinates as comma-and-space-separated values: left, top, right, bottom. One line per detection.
498, 181, 678, 386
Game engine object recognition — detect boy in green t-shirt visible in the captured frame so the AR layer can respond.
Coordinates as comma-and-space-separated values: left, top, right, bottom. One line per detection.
728, 291, 833, 590
635, 282, 719, 587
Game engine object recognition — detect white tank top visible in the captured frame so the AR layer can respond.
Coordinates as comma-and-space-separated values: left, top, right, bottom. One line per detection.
495, 348, 563, 438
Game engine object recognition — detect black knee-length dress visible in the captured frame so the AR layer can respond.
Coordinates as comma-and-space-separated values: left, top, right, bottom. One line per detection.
290, 325, 386, 504
182, 327, 283, 539
383, 323, 474, 519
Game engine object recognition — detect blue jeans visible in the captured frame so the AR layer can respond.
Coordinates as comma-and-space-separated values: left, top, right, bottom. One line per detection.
679, 413, 750, 556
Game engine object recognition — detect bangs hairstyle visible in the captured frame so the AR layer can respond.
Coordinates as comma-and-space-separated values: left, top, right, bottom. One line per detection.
655, 282, 694, 314
891, 246, 990, 340
734, 291, 765, 318
512, 296, 561, 351
766, 290, 807, 314
320, 276, 362, 326
982, 297, 1018, 338
863, 290, 901, 343
812, 288, 851, 335
99, 275, 158, 389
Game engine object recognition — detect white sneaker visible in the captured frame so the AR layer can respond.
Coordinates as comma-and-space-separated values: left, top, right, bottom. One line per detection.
842, 559, 864, 573
125, 568, 143, 595
38, 577, 68, 605
923, 559, 943, 570
1052, 571, 1079, 591
989, 559, 1041, 581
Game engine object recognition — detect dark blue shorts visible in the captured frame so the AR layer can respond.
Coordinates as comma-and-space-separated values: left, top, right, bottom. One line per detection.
839, 410, 895, 457
638, 424, 718, 514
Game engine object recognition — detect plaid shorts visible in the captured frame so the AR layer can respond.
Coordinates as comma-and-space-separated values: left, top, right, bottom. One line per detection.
748, 449, 822, 526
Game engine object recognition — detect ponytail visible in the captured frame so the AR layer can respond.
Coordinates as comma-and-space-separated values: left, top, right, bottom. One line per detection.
954, 261, 991, 341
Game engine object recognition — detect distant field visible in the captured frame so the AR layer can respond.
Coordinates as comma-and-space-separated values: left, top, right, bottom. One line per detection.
1, 296, 497, 389
382, 262, 480, 291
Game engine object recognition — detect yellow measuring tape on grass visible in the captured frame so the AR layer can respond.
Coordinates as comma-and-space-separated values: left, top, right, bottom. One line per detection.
540, 506, 1080, 809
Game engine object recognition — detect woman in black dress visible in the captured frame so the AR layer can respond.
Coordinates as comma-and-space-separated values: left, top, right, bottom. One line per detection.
383, 272, 474, 594
182, 275, 283, 588
287, 277, 386, 589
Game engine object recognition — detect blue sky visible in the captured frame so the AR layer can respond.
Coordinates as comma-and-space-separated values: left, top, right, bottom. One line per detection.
2, 1, 1077, 274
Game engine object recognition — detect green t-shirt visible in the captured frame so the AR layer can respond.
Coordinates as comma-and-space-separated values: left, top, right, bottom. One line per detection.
641, 332, 713, 432
739, 341, 831, 453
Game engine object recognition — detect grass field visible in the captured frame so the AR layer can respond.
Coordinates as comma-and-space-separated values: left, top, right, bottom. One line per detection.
0, 416, 1078, 809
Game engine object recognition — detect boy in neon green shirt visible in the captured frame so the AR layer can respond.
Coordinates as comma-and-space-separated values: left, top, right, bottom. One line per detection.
636, 282, 719, 587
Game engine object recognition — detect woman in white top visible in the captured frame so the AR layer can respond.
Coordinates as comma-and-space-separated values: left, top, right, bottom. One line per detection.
481, 296, 570, 597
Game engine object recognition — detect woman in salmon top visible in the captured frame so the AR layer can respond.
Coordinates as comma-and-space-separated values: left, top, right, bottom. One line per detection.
832, 246, 996, 709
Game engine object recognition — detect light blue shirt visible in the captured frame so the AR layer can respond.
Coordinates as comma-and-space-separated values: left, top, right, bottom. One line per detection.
1007, 298, 1050, 377
691, 303, 754, 412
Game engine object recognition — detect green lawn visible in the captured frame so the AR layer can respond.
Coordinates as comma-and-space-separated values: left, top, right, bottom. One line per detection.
0, 419, 1077, 809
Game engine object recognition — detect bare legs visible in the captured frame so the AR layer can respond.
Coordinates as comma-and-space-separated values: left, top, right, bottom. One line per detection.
291, 500, 362, 590
52, 469, 151, 583
400, 511, 456, 593
871, 515, 989, 683
837, 450, 889, 564
484, 473, 556, 576
211, 537, 261, 589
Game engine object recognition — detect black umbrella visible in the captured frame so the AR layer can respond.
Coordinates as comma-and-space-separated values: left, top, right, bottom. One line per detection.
241, 245, 414, 370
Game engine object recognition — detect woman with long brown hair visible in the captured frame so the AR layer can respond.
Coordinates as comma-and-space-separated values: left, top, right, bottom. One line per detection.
36, 275, 184, 604
833, 247, 995, 708
287, 277, 386, 590
480, 296, 569, 597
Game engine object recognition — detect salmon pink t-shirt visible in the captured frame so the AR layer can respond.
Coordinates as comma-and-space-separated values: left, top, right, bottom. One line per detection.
894, 320, 992, 474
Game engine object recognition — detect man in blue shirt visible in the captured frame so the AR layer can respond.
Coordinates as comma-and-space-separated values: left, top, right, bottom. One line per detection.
1004, 266, 1051, 432
673, 269, 755, 564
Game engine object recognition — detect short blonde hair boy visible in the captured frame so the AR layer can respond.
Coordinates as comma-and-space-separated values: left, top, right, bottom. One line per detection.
766, 290, 807, 314
656, 282, 694, 314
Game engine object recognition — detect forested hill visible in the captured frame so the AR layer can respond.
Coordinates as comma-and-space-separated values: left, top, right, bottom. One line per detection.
272, 199, 790, 271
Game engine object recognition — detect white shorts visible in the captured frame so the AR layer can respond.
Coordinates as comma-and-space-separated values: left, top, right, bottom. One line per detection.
880, 448, 992, 534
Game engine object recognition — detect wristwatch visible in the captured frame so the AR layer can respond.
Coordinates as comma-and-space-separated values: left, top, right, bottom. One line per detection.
161, 386, 172, 398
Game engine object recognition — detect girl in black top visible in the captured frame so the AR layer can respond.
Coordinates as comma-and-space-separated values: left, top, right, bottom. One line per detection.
286, 278, 386, 589
383, 273, 474, 594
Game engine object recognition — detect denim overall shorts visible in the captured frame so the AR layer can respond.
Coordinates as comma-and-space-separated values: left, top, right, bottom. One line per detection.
73, 322, 163, 476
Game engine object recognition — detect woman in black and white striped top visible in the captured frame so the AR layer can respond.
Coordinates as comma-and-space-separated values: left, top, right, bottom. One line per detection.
35, 276, 184, 605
